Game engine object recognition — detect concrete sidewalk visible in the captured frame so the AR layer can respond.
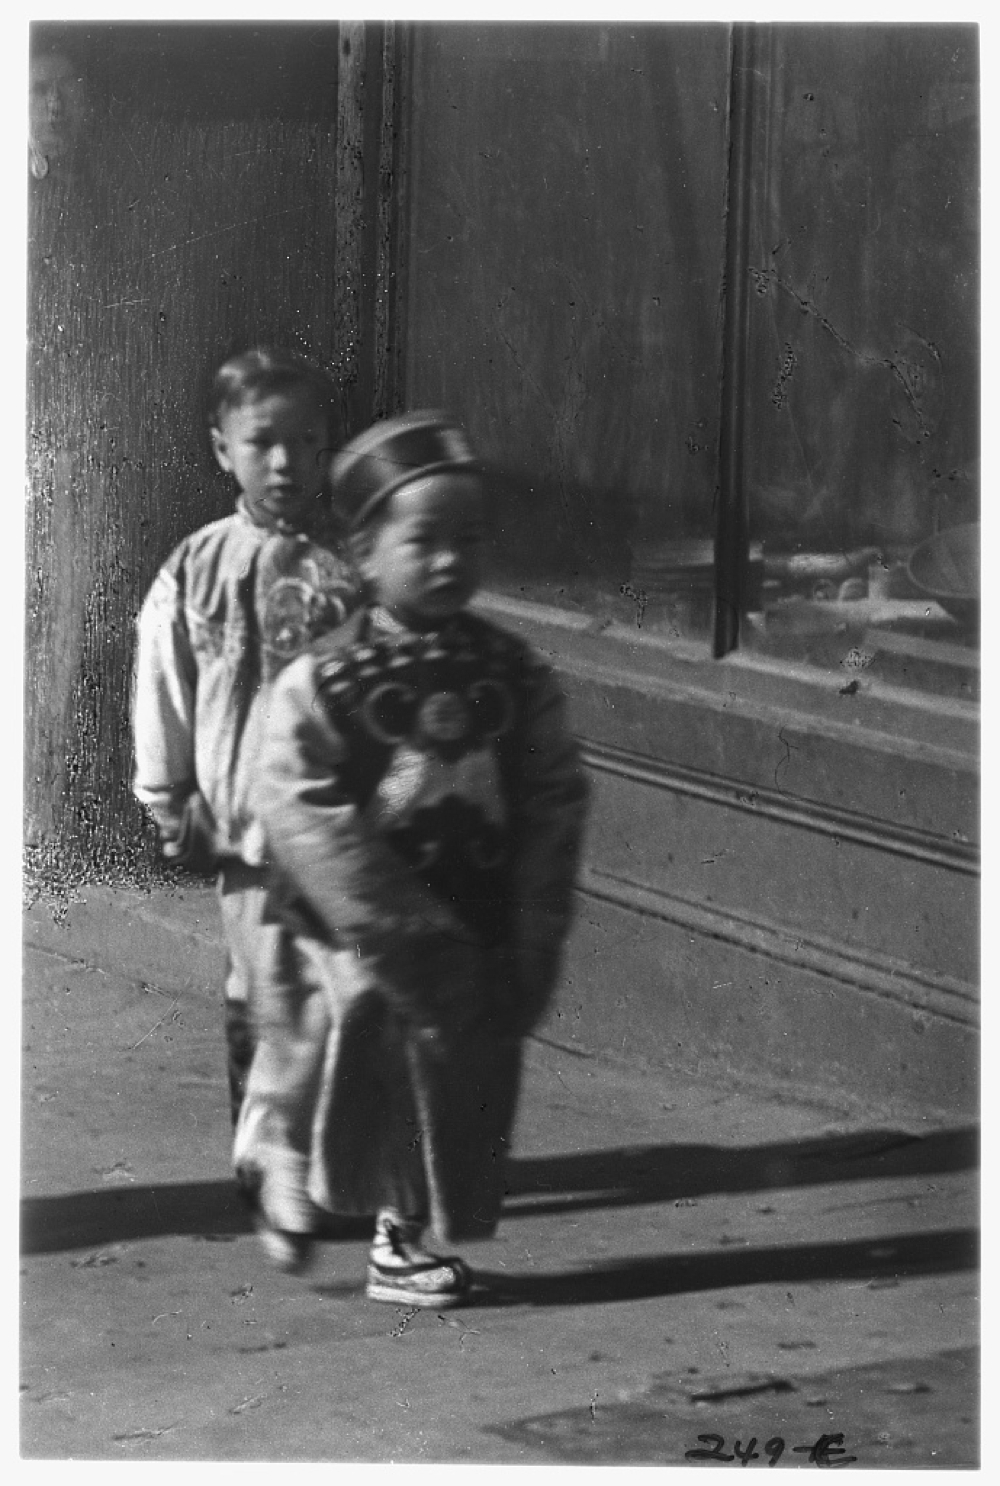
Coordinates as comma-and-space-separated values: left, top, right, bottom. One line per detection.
21, 885, 979, 1464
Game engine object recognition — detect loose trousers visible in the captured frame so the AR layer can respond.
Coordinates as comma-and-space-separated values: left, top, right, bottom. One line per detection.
233, 927, 523, 1244
217, 861, 282, 1128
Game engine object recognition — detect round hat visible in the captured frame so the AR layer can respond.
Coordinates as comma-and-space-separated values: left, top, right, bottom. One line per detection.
332, 410, 479, 530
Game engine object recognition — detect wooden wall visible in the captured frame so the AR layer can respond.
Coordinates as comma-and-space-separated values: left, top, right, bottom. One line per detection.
25, 22, 402, 882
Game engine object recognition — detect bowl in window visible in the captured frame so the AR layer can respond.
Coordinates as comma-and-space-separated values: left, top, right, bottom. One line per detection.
906, 522, 979, 628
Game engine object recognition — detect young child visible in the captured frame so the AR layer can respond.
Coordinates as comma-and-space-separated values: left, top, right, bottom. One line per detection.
132, 347, 360, 1132
236, 410, 589, 1304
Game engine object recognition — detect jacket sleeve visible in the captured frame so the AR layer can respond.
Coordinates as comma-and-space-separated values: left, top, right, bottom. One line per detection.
253, 652, 476, 952
505, 655, 590, 1029
132, 565, 216, 866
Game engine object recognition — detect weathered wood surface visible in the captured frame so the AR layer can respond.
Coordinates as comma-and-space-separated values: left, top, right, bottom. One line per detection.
25, 24, 403, 882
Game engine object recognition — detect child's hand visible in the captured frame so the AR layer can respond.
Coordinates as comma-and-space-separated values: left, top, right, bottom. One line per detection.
161, 792, 219, 876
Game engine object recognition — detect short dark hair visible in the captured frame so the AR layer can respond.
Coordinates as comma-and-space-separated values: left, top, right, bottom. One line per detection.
208, 347, 339, 434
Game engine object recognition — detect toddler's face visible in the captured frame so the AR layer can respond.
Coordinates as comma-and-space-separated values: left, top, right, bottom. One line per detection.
211, 390, 331, 529
362, 474, 485, 630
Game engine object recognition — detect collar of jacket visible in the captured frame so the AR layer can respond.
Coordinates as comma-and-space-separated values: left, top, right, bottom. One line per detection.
235, 492, 341, 541
366, 605, 469, 646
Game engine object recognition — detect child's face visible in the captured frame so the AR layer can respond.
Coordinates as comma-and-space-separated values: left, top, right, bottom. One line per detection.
211, 390, 331, 528
361, 474, 485, 629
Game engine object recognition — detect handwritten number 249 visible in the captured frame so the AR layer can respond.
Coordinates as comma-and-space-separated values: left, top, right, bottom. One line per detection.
684, 1433, 856, 1467
686, 1436, 783, 1466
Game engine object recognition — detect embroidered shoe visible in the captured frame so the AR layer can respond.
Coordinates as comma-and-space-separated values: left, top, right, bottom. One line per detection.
365, 1253, 471, 1307
366, 1211, 471, 1307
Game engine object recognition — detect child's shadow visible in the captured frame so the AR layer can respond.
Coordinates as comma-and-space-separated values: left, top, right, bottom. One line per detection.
336, 1125, 979, 1307
502, 1124, 978, 1216
22, 1125, 977, 1310
465, 1224, 978, 1309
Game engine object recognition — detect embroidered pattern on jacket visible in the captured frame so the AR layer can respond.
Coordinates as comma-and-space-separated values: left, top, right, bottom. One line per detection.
256, 536, 358, 681
316, 620, 529, 930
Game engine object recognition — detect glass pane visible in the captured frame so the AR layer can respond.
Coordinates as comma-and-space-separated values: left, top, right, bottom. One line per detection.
403, 23, 731, 648
741, 25, 979, 703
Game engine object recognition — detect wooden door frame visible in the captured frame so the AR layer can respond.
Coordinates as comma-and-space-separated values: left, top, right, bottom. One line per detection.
334, 20, 411, 432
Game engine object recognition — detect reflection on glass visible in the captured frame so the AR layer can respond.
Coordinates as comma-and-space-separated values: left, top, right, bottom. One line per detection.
29, 50, 85, 178
740, 26, 978, 704
744, 520, 979, 701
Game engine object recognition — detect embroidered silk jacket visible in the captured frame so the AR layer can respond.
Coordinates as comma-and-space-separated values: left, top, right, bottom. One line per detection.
132, 499, 359, 868
254, 605, 589, 1025
243, 604, 589, 1240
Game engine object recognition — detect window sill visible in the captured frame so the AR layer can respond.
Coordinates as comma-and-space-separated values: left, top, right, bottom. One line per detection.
473, 588, 979, 849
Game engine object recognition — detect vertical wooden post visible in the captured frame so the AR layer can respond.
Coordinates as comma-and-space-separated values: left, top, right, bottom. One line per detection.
334, 21, 408, 430
713, 23, 758, 658
372, 22, 408, 419
334, 21, 369, 432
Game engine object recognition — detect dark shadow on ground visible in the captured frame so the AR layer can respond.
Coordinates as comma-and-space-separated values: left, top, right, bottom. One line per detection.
21, 1125, 978, 1257
313, 1227, 978, 1308
503, 1126, 979, 1217
20, 1181, 371, 1256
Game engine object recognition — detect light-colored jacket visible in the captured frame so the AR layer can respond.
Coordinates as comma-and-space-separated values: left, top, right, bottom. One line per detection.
132, 502, 359, 867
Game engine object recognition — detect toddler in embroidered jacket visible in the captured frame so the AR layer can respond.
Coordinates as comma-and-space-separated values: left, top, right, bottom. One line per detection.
238, 410, 589, 1304
132, 348, 360, 1133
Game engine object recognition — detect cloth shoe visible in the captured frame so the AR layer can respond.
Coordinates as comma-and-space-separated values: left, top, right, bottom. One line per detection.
366, 1209, 470, 1307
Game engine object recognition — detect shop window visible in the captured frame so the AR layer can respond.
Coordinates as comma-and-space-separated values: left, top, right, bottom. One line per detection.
738, 24, 979, 704
403, 23, 732, 651
403, 23, 977, 699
